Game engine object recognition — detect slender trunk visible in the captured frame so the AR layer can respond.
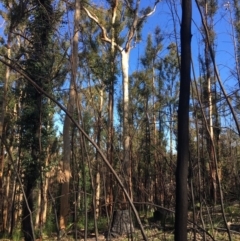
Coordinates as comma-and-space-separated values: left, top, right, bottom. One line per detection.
0, 36, 11, 232
122, 50, 132, 202
9, 98, 21, 234
95, 87, 103, 219
174, 0, 192, 240
42, 171, 49, 224
145, 99, 150, 209
106, 0, 118, 217
192, 58, 205, 207
203, 2, 217, 204
207, 74, 217, 204
35, 186, 41, 227
59, 0, 80, 231
106, 83, 114, 217
192, 53, 231, 240
151, 65, 158, 205
38, 150, 50, 228
196, 0, 240, 135
233, 0, 240, 86
22, 169, 37, 241
9, 174, 17, 235
41, 102, 52, 226
3, 164, 11, 232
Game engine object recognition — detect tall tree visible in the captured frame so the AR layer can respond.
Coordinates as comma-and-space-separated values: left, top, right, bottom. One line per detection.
174, 0, 192, 240
83, 0, 160, 236
106, 0, 118, 218
59, 0, 80, 233
198, 0, 218, 205
16, 0, 59, 240
0, 0, 28, 232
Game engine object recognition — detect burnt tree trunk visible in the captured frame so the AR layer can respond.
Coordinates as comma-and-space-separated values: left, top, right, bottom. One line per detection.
109, 210, 134, 238
174, 0, 192, 240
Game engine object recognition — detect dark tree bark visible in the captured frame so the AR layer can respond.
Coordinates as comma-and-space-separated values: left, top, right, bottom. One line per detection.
22, 164, 38, 241
109, 210, 134, 238
174, 0, 192, 241
21, 1, 54, 240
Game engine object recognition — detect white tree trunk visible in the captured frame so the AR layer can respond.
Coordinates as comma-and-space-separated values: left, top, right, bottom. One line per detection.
121, 50, 132, 201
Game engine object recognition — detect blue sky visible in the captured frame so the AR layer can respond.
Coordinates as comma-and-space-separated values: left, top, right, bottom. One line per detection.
131, 0, 237, 90
0, 0, 238, 139
126, 0, 239, 150
0, 0, 236, 92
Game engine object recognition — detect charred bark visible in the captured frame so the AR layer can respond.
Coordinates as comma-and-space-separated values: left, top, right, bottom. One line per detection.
174, 0, 192, 240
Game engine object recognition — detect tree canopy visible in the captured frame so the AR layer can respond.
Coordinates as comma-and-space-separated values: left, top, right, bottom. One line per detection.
0, 1, 240, 241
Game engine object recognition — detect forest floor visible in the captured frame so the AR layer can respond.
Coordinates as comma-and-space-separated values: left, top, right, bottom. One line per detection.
0, 227, 240, 241
42, 227, 240, 241
1, 203, 240, 241
38, 218, 240, 241
1, 224, 240, 241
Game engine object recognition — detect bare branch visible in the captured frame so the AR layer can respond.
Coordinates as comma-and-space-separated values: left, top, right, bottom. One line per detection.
124, 0, 134, 11
125, 0, 140, 51
0, 20, 5, 27
82, 6, 123, 52
125, 0, 161, 51
83, 1, 160, 52
82, 7, 109, 40
139, 0, 160, 18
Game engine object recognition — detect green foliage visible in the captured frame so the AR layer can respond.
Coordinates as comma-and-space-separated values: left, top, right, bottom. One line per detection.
198, 0, 218, 16
77, 216, 108, 232
12, 228, 22, 241
79, 16, 120, 90
0, 0, 239, 239
43, 212, 56, 236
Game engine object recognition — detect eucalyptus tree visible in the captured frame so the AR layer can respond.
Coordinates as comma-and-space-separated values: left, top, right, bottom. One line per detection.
106, 0, 118, 218
84, 0, 159, 193
78, 14, 117, 221
59, 0, 80, 233
83, 0, 160, 236
59, 0, 119, 232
